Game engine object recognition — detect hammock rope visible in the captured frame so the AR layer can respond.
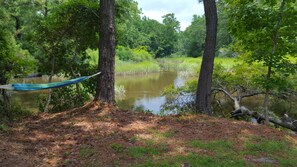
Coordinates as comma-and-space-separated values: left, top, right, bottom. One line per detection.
0, 72, 101, 91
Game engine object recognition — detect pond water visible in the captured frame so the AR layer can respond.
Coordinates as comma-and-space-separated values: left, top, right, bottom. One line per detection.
11, 72, 187, 114
116, 71, 186, 114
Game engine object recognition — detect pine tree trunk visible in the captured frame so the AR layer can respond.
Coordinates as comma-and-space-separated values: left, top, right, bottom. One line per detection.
94, 0, 116, 104
195, 0, 217, 115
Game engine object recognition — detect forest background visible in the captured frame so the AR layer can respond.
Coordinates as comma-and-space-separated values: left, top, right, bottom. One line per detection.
0, 0, 297, 126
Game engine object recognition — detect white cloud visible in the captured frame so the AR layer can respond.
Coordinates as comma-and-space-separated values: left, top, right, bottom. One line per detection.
135, 0, 204, 31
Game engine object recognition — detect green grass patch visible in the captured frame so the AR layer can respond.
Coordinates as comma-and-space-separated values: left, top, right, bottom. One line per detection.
244, 137, 286, 154
128, 146, 164, 158
158, 57, 238, 76
131, 152, 245, 167
116, 60, 161, 74
189, 139, 234, 153
242, 136, 297, 166
110, 143, 124, 153
0, 124, 10, 133
79, 146, 96, 158
146, 128, 177, 140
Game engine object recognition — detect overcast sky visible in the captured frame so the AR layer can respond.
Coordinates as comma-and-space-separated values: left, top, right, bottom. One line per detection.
135, 0, 204, 31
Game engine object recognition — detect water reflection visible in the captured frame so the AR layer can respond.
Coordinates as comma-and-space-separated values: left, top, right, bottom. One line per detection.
116, 71, 186, 114
11, 76, 62, 112
10, 72, 186, 114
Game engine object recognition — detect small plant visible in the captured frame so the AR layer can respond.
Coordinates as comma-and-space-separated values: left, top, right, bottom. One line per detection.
0, 124, 10, 132
110, 143, 124, 153
115, 84, 126, 100
79, 147, 96, 158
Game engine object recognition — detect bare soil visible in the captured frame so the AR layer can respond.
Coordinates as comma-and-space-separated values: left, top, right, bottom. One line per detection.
0, 102, 296, 166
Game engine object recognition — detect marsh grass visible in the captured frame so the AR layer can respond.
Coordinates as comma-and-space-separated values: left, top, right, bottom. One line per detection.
116, 60, 161, 75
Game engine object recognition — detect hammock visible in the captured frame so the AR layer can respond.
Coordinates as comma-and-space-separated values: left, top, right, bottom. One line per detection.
0, 72, 101, 91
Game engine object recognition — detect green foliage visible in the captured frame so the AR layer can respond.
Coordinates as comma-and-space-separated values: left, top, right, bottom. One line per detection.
110, 143, 124, 153
226, 0, 297, 90
33, 0, 99, 77
212, 62, 266, 91
38, 85, 90, 113
0, 100, 32, 122
79, 146, 96, 158
116, 46, 153, 62
0, 124, 10, 133
178, 15, 205, 57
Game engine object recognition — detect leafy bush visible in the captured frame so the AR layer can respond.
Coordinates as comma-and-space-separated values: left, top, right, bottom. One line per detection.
0, 99, 32, 123
116, 45, 153, 62
38, 84, 90, 113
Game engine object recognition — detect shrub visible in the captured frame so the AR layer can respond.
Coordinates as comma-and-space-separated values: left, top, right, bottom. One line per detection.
116, 46, 153, 62
37, 84, 90, 113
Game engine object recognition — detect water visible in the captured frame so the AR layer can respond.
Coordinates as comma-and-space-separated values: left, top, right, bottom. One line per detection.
10, 76, 63, 112
116, 72, 186, 114
11, 72, 186, 114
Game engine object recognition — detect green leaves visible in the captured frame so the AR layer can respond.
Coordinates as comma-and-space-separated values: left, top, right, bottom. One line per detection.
226, 0, 297, 91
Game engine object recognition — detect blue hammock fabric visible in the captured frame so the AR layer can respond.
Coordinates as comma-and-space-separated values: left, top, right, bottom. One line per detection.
0, 72, 101, 91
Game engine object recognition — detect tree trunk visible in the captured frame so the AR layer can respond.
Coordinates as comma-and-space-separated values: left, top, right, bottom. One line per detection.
195, 0, 218, 115
44, 56, 55, 112
94, 0, 116, 104
263, 0, 286, 125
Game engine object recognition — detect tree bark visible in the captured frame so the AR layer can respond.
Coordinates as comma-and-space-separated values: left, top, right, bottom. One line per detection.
94, 0, 116, 104
44, 56, 55, 112
196, 0, 218, 115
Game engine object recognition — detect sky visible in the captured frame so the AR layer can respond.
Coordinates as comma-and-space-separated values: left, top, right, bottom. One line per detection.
135, 0, 204, 31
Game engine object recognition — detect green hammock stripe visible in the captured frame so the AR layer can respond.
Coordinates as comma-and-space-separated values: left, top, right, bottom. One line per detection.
12, 76, 89, 91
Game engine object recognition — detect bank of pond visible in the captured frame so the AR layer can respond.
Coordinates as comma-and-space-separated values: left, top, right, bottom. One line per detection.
8, 57, 297, 123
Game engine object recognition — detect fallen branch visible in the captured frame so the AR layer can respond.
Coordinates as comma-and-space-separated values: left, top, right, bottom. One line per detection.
212, 87, 297, 132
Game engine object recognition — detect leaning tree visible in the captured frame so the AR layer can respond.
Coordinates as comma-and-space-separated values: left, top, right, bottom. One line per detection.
195, 0, 218, 115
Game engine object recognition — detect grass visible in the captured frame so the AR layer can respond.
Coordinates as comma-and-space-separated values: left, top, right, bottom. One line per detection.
128, 145, 166, 158
0, 124, 10, 133
79, 146, 96, 158
125, 135, 297, 167
110, 143, 125, 153
157, 57, 238, 77
242, 136, 297, 166
189, 139, 234, 153
116, 60, 161, 75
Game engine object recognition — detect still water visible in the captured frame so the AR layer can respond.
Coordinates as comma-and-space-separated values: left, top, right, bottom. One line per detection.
11, 72, 186, 114
116, 72, 186, 114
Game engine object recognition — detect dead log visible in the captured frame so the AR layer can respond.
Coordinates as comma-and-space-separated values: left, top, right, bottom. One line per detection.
231, 106, 297, 132
212, 88, 297, 132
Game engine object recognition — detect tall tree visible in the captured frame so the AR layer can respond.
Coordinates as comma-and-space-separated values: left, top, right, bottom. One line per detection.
179, 15, 206, 57
195, 0, 218, 115
226, 0, 297, 124
94, 0, 116, 103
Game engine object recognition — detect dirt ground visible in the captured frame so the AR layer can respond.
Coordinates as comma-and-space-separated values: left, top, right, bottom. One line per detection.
0, 102, 296, 167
